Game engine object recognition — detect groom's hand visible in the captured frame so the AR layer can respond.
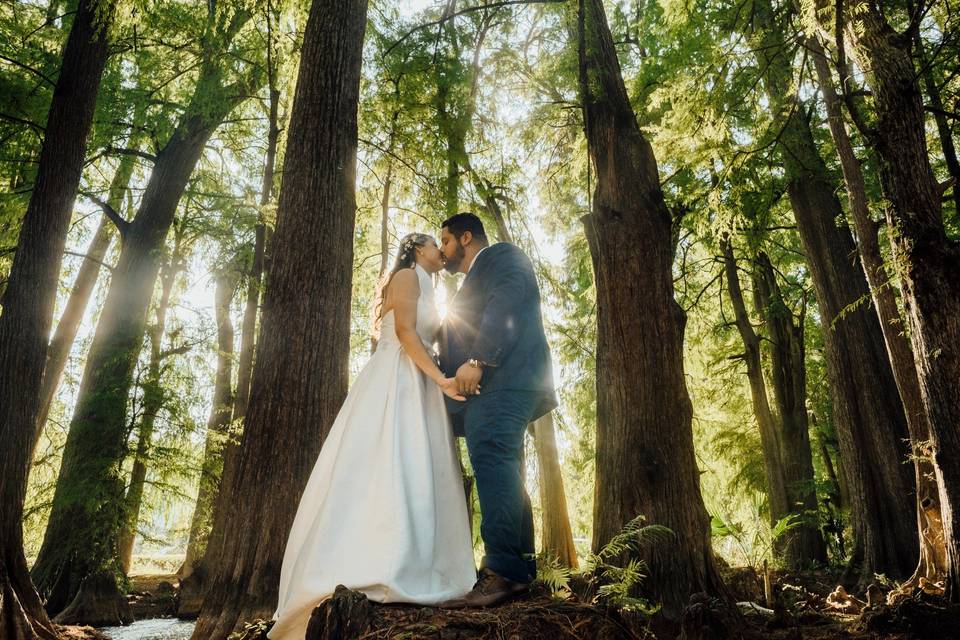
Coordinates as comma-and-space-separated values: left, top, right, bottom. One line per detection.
455, 362, 483, 396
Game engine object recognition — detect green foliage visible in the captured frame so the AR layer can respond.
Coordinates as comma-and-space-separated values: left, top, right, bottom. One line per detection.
585, 515, 671, 612
12, 0, 958, 583
536, 514, 670, 613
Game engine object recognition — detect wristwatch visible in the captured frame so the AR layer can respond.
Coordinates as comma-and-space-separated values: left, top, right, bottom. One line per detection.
467, 358, 485, 369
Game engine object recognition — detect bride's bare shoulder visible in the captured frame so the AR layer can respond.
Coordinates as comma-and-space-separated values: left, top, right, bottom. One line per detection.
389, 267, 420, 289
383, 268, 420, 306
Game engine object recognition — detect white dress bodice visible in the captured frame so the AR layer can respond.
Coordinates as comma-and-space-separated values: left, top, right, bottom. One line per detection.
378, 263, 440, 348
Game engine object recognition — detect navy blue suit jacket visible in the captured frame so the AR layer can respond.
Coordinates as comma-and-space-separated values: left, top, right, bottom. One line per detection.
439, 242, 557, 423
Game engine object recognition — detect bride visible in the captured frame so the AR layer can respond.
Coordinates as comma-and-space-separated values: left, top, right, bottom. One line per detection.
267, 233, 477, 640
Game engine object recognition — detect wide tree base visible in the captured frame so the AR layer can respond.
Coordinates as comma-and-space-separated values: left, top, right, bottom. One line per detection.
1, 556, 59, 640
1, 581, 59, 640
176, 567, 208, 619
52, 571, 133, 627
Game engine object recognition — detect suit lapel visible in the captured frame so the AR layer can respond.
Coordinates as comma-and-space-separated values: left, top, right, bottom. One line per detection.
456, 245, 496, 297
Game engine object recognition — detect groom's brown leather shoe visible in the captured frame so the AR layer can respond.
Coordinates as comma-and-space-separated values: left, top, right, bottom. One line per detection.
438, 568, 529, 609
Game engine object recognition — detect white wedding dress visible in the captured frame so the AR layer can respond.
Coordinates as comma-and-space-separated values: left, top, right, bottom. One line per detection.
267, 263, 476, 640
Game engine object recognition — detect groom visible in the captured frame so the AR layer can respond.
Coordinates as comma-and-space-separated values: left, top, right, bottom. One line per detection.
437, 212, 557, 608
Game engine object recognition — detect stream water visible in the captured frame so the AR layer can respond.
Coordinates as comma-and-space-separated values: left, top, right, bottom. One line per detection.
99, 618, 196, 640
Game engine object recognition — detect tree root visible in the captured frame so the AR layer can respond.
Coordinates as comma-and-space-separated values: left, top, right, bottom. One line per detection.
52, 571, 133, 627
1, 559, 59, 640
857, 591, 960, 639
177, 566, 208, 619
292, 585, 652, 640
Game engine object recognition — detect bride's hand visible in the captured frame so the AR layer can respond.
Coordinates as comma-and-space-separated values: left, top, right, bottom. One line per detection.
438, 377, 468, 401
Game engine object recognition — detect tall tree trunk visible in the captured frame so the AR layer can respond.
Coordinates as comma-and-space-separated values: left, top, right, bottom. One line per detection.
0, 1, 115, 636
379, 160, 394, 276
377, 106, 400, 279
434, 1, 469, 218
117, 249, 184, 575
720, 240, 792, 544
31, 41, 256, 620
813, 414, 847, 558
752, 252, 828, 567
191, 2, 367, 637
178, 34, 282, 618
531, 412, 578, 569
36, 145, 139, 440
574, 0, 726, 619
840, 1, 960, 599
370, 115, 397, 355
180, 271, 238, 580
914, 34, 960, 219
809, 34, 944, 591
177, 28, 282, 618
751, 0, 917, 583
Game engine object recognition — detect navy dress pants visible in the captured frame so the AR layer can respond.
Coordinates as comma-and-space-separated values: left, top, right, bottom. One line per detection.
462, 390, 542, 583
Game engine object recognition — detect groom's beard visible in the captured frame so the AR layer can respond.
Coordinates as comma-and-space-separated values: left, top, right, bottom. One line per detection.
442, 244, 465, 274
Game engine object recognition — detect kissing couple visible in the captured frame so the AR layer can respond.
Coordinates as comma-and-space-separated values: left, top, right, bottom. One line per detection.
267, 212, 557, 640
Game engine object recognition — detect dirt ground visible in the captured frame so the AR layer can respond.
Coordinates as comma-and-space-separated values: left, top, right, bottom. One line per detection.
61, 570, 960, 640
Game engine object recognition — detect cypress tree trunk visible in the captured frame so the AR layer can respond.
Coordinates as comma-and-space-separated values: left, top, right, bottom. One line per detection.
914, 34, 960, 219
720, 240, 792, 541
37, 216, 114, 430
177, 31, 281, 617
575, 0, 726, 619
751, 0, 917, 583
434, 0, 469, 218
752, 252, 827, 567
532, 412, 578, 569
840, 1, 960, 598
809, 34, 944, 590
377, 106, 400, 278
35, 148, 137, 439
35, 99, 147, 440
180, 270, 238, 580
30, 29, 257, 619
0, 1, 115, 636
191, 2, 368, 637
118, 249, 185, 575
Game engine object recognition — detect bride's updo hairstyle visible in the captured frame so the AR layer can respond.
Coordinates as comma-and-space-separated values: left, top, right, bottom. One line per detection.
372, 233, 434, 338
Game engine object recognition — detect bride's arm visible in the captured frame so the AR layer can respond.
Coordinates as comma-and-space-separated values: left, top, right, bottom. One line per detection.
389, 269, 464, 399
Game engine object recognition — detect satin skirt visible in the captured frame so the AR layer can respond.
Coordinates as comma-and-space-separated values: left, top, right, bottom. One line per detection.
267, 336, 476, 640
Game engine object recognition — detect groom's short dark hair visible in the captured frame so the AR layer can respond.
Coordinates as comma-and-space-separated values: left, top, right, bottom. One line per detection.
442, 212, 488, 244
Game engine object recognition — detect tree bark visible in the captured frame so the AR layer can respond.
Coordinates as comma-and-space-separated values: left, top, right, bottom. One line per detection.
914, 34, 960, 219
190, 2, 368, 637
35, 96, 147, 440
180, 270, 238, 580
813, 414, 847, 559
177, 26, 282, 617
30, 27, 257, 617
574, 0, 726, 619
531, 412, 578, 569
720, 240, 792, 544
809, 33, 944, 592
35, 147, 137, 439
117, 248, 184, 575
840, 0, 960, 599
0, 1, 115, 636
751, 252, 828, 568
751, 0, 917, 583
377, 107, 400, 278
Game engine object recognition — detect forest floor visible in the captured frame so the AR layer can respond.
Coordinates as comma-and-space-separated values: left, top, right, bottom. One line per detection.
58, 569, 960, 640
